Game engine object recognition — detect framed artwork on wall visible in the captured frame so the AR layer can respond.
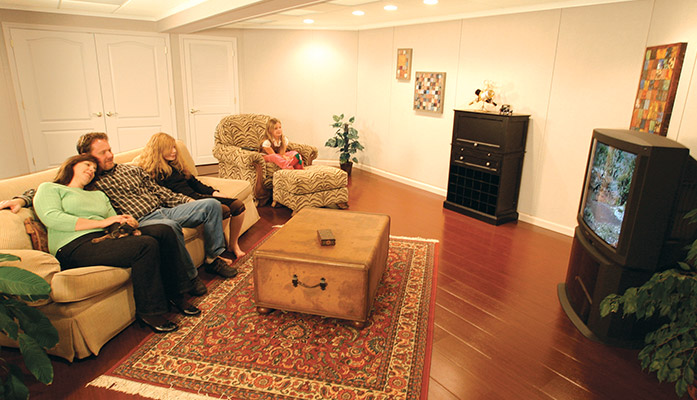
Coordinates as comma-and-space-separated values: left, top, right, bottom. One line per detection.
629, 42, 687, 136
396, 48, 412, 80
414, 71, 446, 113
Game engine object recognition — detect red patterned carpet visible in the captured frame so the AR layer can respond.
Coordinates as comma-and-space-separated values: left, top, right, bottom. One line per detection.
88, 234, 438, 399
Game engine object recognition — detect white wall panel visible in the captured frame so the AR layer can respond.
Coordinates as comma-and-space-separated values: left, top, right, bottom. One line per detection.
239, 29, 357, 156
538, 1, 653, 231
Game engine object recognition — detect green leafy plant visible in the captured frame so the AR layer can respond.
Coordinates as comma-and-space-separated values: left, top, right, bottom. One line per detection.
0, 254, 58, 400
325, 114, 364, 165
600, 209, 697, 398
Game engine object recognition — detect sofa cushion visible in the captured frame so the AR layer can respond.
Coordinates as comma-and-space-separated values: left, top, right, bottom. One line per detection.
0, 208, 35, 250
50, 266, 131, 303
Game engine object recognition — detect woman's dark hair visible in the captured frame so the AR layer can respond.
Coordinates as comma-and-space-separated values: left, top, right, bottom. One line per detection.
53, 154, 100, 189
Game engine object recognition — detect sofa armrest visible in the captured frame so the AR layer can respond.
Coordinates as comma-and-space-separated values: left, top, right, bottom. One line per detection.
288, 142, 318, 166
197, 176, 254, 201
0, 249, 60, 285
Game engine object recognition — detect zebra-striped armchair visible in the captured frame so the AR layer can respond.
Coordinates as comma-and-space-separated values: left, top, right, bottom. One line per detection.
213, 114, 318, 204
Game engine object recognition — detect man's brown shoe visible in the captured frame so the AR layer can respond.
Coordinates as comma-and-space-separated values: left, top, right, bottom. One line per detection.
205, 257, 238, 278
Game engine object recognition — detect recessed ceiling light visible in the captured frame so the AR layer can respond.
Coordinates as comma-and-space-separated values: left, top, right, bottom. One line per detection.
424, 0, 438, 5
384, 5, 398, 11
352, 10, 365, 16
303, 18, 314, 24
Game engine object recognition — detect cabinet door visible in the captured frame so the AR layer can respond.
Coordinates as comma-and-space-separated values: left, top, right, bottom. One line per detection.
9, 28, 105, 170
95, 34, 174, 153
181, 36, 239, 165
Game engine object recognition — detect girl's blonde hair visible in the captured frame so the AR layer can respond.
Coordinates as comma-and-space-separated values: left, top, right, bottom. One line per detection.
138, 132, 192, 179
264, 118, 283, 148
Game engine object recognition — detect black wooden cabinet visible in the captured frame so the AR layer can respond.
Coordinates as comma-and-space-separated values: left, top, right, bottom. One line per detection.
443, 110, 530, 225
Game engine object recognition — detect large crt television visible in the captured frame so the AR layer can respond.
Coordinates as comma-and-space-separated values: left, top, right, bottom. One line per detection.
578, 129, 691, 271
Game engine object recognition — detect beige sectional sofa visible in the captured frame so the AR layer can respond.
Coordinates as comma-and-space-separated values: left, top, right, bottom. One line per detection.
0, 143, 259, 361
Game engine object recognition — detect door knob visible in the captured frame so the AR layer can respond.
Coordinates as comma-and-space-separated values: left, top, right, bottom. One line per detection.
92, 112, 103, 117
190, 109, 200, 114
106, 111, 118, 117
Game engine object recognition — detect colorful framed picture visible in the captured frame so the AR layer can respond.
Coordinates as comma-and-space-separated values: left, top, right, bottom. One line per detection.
396, 48, 412, 80
413, 71, 446, 113
630, 42, 687, 136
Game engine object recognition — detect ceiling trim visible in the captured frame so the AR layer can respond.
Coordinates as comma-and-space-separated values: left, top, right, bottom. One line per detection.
157, 0, 327, 33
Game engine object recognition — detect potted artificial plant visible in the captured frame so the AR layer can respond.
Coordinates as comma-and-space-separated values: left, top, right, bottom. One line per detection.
600, 209, 697, 398
0, 253, 58, 400
325, 114, 364, 176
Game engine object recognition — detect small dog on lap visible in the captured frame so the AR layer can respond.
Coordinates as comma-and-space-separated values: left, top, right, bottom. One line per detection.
91, 221, 141, 243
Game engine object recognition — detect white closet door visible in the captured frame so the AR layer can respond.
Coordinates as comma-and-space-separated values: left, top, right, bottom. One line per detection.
95, 34, 174, 153
181, 36, 239, 165
9, 28, 105, 170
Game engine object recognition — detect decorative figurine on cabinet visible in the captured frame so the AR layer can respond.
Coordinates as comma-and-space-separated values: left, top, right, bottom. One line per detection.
469, 80, 498, 111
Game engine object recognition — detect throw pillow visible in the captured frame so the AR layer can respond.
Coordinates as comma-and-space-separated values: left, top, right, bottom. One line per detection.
24, 218, 49, 253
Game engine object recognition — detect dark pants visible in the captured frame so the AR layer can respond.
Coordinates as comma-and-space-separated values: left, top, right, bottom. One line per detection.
56, 224, 188, 316
138, 224, 193, 295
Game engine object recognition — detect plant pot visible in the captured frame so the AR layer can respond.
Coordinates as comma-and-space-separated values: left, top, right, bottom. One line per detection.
340, 162, 353, 176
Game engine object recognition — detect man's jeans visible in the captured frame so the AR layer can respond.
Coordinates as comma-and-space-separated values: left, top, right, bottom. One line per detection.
139, 198, 226, 280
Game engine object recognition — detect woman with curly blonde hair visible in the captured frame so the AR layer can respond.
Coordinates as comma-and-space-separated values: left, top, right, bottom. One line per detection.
138, 132, 246, 258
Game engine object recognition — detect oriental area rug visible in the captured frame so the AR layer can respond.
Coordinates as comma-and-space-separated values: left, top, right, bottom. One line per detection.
88, 234, 438, 400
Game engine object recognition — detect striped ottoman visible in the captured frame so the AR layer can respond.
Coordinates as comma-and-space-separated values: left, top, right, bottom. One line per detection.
272, 165, 349, 211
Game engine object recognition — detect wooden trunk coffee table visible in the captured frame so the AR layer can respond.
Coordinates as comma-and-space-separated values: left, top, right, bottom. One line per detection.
253, 208, 390, 328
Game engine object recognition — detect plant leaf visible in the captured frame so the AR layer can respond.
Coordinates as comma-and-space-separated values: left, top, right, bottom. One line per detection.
0, 254, 21, 263
0, 305, 20, 340
6, 299, 59, 348
0, 267, 51, 298
5, 364, 30, 400
19, 333, 54, 385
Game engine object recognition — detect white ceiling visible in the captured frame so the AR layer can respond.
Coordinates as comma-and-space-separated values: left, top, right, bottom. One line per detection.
0, 0, 634, 32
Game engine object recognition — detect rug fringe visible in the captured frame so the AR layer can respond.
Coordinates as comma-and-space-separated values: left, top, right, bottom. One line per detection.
390, 234, 439, 243
88, 375, 215, 399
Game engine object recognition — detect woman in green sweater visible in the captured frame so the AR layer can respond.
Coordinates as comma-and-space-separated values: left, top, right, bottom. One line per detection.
33, 154, 198, 333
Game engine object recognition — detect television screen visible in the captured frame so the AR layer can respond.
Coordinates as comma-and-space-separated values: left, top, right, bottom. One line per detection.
582, 141, 637, 248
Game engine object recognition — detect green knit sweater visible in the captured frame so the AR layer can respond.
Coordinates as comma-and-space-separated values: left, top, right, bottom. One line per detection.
34, 182, 116, 255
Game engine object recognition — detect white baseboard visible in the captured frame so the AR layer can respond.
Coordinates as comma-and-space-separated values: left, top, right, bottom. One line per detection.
315, 159, 575, 237
313, 159, 447, 196
518, 213, 574, 237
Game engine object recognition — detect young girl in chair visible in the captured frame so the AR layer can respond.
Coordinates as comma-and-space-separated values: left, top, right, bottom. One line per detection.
261, 118, 304, 170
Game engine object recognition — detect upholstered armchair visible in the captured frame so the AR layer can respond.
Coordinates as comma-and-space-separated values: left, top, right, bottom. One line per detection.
213, 114, 318, 203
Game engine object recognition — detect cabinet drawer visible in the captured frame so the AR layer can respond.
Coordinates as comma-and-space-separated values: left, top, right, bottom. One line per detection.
451, 149, 500, 172
453, 137, 500, 151
452, 110, 530, 153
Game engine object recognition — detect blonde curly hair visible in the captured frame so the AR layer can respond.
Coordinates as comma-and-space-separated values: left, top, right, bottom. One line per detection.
137, 132, 192, 179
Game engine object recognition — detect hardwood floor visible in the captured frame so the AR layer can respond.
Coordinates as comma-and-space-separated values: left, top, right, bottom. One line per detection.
11, 167, 675, 399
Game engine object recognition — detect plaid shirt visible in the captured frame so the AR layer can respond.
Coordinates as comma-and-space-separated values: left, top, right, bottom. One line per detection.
14, 188, 36, 207
93, 164, 192, 220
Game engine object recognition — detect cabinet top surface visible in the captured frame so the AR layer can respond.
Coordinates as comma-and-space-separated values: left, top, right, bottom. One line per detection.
454, 109, 530, 118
